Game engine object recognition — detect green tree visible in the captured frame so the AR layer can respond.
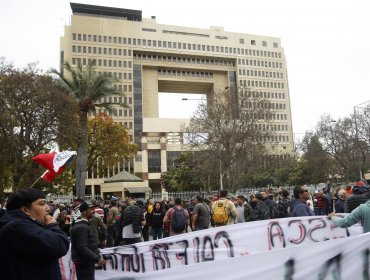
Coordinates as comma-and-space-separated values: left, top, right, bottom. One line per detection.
302, 135, 331, 184
51, 61, 124, 198
161, 152, 214, 191
87, 113, 138, 174
0, 59, 77, 191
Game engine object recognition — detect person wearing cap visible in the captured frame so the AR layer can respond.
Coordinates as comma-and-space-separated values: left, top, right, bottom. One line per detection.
71, 197, 83, 225
71, 202, 105, 280
0, 188, 70, 280
329, 182, 370, 233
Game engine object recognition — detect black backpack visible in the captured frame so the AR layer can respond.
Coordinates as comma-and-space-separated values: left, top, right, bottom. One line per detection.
171, 207, 186, 233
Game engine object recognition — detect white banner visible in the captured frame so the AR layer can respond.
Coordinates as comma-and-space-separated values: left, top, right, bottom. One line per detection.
105, 232, 370, 280
60, 216, 362, 279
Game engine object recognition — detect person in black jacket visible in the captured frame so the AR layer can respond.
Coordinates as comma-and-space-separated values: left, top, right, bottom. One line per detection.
121, 201, 146, 245
345, 183, 369, 213
0, 188, 70, 280
71, 202, 105, 280
150, 202, 165, 239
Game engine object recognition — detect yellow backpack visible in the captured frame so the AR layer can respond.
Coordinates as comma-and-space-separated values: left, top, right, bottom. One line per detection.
212, 200, 228, 225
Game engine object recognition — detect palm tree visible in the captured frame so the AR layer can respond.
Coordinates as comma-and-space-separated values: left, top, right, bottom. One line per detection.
51, 60, 124, 198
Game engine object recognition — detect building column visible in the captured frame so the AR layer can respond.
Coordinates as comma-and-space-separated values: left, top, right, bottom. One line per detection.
141, 132, 149, 180
160, 132, 167, 173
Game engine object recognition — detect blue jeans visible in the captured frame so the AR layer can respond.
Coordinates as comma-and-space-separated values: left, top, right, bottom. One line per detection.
152, 227, 163, 240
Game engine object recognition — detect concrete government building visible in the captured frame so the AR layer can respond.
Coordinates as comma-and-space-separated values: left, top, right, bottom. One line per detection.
60, 3, 294, 197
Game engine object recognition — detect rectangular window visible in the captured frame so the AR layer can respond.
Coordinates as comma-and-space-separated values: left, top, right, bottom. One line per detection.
273, 42, 279, 48
240, 38, 245, 44
251, 40, 256, 45
262, 41, 267, 47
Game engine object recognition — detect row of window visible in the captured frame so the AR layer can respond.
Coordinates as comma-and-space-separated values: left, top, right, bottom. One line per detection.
72, 45, 133, 56
86, 158, 134, 179
240, 79, 285, 89
114, 84, 133, 94
238, 59, 283, 69
245, 112, 288, 121
242, 102, 287, 111
95, 108, 133, 118
72, 33, 282, 58
158, 69, 213, 79
134, 53, 235, 67
243, 91, 286, 100
98, 96, 133, 105
71, 57, 132, 69
239, 69, 283, 79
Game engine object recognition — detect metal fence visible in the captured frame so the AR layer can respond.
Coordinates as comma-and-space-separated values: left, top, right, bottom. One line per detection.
150, 190, 216, 202
46, 194, 102, 205
48, 184, 321, 204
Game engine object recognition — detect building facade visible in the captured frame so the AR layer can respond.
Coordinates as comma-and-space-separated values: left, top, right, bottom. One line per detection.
60, 3, 294, 194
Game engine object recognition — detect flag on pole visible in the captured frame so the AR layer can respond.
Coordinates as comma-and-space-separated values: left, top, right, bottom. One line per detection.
32, 150, 77, 183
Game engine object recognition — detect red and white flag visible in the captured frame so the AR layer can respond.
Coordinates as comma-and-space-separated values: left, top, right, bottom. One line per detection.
32, 150, 77, 182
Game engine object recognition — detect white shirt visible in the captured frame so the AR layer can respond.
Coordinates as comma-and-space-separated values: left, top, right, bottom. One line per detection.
235, 203, 246, 223
122, 224, 141, 239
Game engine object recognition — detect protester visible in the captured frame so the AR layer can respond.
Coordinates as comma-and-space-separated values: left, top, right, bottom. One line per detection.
235, 195, 253, 223
329, 188, 370, 233
52, 203, 65, 220
106, 198, 120, 247
344, 182, 369, 213
251, 193, 270, 221
289, 186, 314, 217
0, 188, 70, 280
57, 209, 71, 236
192, 195, 211, 230
142, 202, 151, 242
71, 202, 105, 280
164, 197, 190, 235
261, 191, 279, 219
90, 200, 107, 248
71, 197, 83, 225
211, 190, 237, 226
335, 190, 347, 213
149, 201, 165, 239
316, 189, 329, 215
120, 200, 146, 245
278, 189, 291, 218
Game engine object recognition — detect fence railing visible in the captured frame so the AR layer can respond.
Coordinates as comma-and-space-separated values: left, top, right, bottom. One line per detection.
47, 185, 319, 204
46, 194, 102, 204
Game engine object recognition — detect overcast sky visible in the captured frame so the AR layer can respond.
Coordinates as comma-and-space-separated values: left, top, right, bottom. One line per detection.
1, 0, 369, 138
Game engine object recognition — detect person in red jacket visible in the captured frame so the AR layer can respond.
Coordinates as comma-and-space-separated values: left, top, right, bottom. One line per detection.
316, 189, 329, 215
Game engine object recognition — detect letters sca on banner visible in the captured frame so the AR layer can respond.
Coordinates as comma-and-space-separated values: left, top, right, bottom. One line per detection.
59, 216, 363, 280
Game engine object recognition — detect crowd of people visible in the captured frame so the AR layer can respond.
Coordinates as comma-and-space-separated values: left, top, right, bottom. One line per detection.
0, 182, 369, 279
